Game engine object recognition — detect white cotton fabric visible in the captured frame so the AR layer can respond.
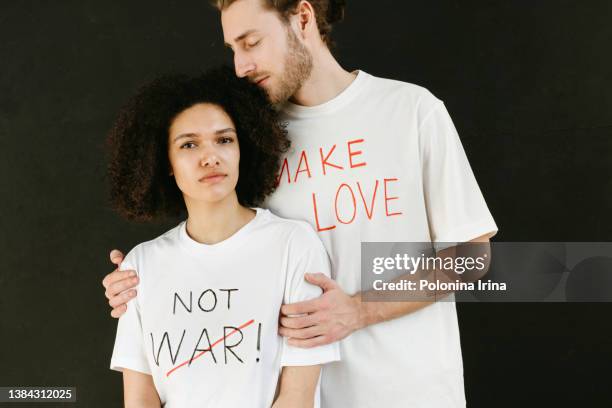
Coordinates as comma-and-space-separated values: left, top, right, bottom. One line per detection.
264, 70, 498, 408
110, 208, 340, 407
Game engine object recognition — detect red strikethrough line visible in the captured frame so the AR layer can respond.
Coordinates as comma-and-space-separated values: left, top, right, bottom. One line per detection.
165, 319, 255, 377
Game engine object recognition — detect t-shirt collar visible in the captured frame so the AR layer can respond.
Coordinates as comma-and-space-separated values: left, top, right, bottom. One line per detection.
178, 207, 265, 253
280, 70, 368, 118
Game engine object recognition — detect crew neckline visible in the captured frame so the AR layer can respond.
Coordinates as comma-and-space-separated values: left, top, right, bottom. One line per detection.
281, 70, 369, 118
178, 208, 266, 253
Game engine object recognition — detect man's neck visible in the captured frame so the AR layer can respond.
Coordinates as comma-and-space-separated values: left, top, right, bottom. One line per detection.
184, 194, 255, 245
289, 47, 357, 107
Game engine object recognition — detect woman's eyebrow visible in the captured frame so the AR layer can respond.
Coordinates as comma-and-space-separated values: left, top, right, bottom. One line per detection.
215, 128, 237, 135
173, 132, 198, 143
173, 128, 235, 142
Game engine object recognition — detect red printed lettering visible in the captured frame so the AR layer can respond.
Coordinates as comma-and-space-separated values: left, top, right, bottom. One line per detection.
276, 158, 291, 186
312, 193, 336, 232
357, 180, 379, 220
309, 178, 402, 232
348, 139, 367, 169
334, 183, 357, 224
319, 144, 344, 175
383, 178, 402, 216
294, 150, 312, 182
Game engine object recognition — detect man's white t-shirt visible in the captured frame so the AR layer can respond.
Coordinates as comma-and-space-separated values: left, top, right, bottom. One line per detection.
110, 208, 340, 408
265, 71, 498, 408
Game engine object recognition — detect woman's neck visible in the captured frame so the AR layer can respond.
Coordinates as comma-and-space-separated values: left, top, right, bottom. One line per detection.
183, 194, 256, 245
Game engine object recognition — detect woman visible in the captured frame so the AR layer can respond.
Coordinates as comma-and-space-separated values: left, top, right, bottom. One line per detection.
108, 67, 339, 408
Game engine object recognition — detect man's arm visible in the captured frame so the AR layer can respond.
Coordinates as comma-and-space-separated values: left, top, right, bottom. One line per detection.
279, 234, 493, 348
103, 249, 139, 318
123, 369, 161, 408
356, 234, 492, 327
272, 365, 321, 408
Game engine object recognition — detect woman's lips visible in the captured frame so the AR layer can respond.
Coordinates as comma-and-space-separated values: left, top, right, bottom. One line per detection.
199, 174, 227, 184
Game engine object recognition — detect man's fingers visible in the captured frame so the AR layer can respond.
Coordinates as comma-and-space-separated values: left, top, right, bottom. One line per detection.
105, 249, 134, 320
279, 325, 323, 340
281, 298, 321, 316
105, 276, 139, 299
110, 304, 127, 319
102, 269, 137, 290
109, 249, 125, 265
280, 313, 318, 329
287, 335, 330, 348
304, 273, 337, 292
108, 289, 137, 309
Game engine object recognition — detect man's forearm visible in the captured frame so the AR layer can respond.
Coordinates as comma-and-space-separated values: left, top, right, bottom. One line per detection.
353, 294, 433, 328
353, 235, 493, 329
279, 235, 492, 346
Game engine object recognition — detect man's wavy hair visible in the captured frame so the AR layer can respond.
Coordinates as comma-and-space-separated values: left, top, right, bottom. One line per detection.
107, 66, 289, 222
213, 0, 346, 47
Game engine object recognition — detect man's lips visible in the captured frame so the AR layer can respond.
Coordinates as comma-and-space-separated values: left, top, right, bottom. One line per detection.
255, 76, 269, 86
199, 173, 227, 183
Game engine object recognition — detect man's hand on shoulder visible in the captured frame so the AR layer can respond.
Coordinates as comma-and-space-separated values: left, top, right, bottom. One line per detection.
102, 249, 139, 318
279, 273, 364, 348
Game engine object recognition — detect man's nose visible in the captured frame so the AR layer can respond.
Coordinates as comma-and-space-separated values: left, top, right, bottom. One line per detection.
234, 52, 256, 78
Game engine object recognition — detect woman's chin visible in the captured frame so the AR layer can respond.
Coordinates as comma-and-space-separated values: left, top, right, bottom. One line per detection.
185, 191, 236, 207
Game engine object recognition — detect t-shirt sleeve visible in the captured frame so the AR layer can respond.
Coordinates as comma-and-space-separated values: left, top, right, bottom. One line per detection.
419, 99, 498, 243
109, 248, 151, 375
280, 223, 341, 366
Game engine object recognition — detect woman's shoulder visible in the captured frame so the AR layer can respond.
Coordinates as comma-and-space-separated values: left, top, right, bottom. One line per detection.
120, 222, 185, 269
257, 208, 313, 233
256, 209, 323, 250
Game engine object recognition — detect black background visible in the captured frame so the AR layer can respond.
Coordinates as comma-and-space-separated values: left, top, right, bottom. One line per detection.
1, 1, 611, 407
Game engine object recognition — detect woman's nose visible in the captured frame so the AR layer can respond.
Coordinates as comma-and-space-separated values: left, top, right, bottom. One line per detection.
200, 150, 220, 167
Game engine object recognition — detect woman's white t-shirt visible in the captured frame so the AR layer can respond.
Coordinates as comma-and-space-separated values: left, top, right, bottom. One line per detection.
110, 208, 340, 407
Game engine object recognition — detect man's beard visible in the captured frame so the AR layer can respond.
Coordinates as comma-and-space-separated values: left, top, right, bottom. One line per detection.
268, 27, 313, 104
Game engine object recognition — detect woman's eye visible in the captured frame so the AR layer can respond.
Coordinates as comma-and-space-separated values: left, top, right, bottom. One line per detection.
247, 39, 261, 48
218, 137, 234, 144
180, 142, 196, 149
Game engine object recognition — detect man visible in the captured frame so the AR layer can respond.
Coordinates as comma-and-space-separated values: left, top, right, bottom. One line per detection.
103, 1, 498, 406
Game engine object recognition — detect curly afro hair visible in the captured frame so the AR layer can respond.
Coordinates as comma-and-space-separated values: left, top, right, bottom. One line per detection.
107, 66, 289, 221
